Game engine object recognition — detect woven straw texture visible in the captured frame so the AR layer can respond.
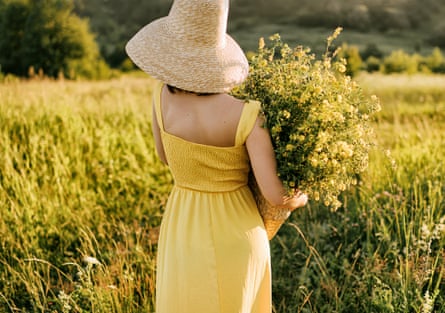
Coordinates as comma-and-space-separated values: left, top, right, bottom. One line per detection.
248, 172, 291, 240
125, 0, 248, 93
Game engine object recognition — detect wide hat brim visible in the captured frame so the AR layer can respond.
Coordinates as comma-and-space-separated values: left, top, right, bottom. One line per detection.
126, 17, 249, 93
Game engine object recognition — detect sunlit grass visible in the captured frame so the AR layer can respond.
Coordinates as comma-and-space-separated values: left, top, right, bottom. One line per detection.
0, 73, 444, 312
270, 73, 445, 313
0, 76, 170, 312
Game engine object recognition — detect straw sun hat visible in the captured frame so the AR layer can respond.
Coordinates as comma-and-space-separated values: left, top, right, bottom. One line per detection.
125, 0, 249, 94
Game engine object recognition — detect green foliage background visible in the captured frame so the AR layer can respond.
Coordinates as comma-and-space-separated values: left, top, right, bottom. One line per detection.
1, 0, 445, 78
73, 0, 445, 67
0, 0, 110, 79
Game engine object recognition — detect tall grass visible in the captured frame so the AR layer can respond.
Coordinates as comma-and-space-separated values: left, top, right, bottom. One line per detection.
0, 74, 444, 312
0, 77, 171, 312
271, 74, 445, 313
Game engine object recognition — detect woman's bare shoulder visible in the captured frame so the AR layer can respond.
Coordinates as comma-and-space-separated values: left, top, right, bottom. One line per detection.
219, 93, 246, 107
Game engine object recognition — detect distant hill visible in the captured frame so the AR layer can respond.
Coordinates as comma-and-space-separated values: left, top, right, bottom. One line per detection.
74, 0, 445, 67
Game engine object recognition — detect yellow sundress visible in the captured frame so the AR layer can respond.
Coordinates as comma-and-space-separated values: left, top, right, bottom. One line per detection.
153, 82, 271, 313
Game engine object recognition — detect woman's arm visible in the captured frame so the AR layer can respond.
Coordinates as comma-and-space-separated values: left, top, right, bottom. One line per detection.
152, 100, 168, 164
246, 117, 307, 211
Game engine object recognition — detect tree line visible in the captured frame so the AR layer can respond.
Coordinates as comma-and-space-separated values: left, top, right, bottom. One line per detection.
338, 44, 445, 77
1, 0, 444, 79
74, 0, 445, 69
0, 0, 112, 79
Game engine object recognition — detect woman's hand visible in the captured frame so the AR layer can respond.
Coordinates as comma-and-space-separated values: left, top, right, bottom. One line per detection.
283, 190, 308, 212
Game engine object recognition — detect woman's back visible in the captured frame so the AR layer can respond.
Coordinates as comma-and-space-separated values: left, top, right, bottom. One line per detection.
160, 86, 245, 147
153, 83, 258, 193
152, 82, 272, 313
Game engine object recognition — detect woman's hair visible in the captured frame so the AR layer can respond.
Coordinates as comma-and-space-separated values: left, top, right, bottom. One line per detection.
167, 84, 216, 96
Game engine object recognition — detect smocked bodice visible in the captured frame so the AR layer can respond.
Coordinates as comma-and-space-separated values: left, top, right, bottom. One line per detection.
153, 82, 259, 192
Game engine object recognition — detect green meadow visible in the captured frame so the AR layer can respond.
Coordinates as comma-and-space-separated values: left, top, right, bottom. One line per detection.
0, 73, 444, 312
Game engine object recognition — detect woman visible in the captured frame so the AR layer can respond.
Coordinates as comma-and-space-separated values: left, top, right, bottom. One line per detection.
126, 0, 308, 312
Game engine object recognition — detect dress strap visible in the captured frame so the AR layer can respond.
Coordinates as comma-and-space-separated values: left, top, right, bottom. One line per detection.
152, 80, 164, 131
235, 100, 261, 146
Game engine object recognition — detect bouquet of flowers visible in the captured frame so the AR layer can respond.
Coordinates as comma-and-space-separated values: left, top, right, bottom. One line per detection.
233, 28, 381, 210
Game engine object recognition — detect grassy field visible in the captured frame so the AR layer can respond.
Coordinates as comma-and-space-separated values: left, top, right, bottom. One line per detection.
0, 73, 444, 312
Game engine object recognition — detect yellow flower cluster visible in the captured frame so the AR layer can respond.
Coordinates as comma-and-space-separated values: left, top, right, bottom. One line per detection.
232, 29, 380, 210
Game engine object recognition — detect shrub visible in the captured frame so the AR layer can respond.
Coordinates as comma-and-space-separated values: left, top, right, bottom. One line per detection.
425, 47, 445, 73
233, 28, 381, 209
120, 58, 136, 72
382, 50, 421, 74
365, 56, 382, 73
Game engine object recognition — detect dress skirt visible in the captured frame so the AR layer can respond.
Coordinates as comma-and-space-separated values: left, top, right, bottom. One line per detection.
155, 185, 271, 313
